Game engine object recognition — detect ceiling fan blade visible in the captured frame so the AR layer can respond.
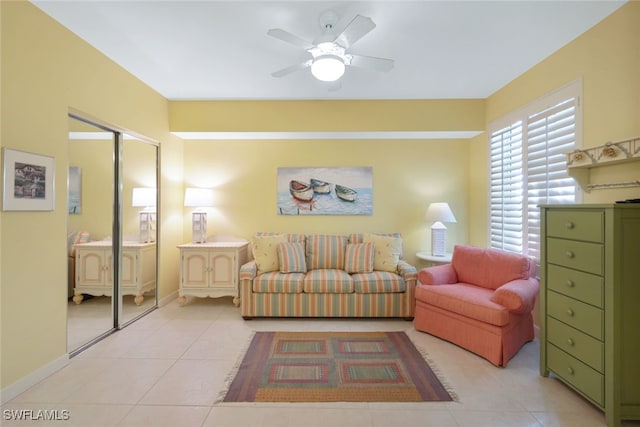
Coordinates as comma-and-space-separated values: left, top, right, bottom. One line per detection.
349, 54, 394, 72
271, 60, 312, 78
267, 28, 314, 50
333, 15, 376, 48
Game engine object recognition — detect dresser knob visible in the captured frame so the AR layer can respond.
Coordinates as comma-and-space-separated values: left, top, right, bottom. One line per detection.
567, 338, 575, 346
566, 251, 575, 258
565, 222, 575, 229
566, 280, 575, 288
568, 367, 575, 375
567, 309, 575, 317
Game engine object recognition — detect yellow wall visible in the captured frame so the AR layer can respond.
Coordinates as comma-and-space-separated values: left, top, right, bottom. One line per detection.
0, 1, 183, 389
469, 2, 640, 246
183, 138, 471, 266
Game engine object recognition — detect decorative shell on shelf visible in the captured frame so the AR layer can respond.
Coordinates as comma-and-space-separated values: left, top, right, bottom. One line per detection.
602, 146, 617, 158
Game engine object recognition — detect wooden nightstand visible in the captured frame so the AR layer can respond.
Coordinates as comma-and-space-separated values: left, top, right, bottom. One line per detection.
416, 251, 452, 266
177, 241, 248, 306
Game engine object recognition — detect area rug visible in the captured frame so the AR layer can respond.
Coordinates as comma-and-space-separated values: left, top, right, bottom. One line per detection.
219, 331, 454, 403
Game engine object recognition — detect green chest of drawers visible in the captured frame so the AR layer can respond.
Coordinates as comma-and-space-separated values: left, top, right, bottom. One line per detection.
540, 204, 640, 427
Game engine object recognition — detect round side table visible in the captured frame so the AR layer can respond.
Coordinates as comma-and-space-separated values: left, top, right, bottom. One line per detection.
416, 251, 452, 266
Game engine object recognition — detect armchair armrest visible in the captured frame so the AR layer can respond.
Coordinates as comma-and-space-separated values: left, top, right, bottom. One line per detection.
490, 277, 540, 313
417, 264, 458, 286
396, 260, 417, 285
239, 260, 258, 281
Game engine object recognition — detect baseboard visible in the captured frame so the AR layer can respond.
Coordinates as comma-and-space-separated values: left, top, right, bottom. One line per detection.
158, 290, 178, 307
0, 354, 69, 405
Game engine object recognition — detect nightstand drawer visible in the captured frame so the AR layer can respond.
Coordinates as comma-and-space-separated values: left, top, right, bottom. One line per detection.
548, 344, 603, 406
548, 291, 603, 340
547, 264, 603, 308
546, 210, 603, 243
547, 317, 603, 373
547, 238, 603, 276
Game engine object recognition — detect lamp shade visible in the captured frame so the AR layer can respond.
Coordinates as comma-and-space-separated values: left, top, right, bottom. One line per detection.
131, 187, 156, 208
424, 202, 457, 224
184, 188, 214, 208
311, 55, 345, 82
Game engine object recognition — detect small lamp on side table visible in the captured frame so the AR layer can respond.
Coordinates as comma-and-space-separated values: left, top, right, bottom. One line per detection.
424, 202, 457, 257
184, 188, 214, 243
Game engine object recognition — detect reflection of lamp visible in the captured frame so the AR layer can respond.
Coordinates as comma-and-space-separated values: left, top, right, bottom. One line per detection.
132, 187, 156, 243
424, 202, 457, 256
184, 188, 214, 243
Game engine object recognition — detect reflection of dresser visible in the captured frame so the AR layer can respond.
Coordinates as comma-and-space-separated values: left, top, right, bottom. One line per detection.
540, 204, 640, 427
73, 241, 156, 306
177, 241, 248, 306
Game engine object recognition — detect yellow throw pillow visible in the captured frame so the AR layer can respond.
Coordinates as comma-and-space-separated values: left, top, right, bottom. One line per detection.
363, 233, 402, 272
252, 234, 287, 274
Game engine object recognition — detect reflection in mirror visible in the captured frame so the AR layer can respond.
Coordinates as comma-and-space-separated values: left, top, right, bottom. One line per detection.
121, 134, 158, 325
66, 116, 115, 352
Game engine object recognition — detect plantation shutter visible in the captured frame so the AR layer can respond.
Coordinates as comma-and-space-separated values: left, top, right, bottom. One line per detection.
489, 81, 580, 259
525, 98, 577, 260
490, 121, 524, 253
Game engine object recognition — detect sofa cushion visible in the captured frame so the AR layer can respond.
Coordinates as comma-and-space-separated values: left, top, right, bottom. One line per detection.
253, 272, 305, 294
303, 269, 354, 293
278, 242, 307, 273
352, 271, 406, 293
363, 233, 402, 272
344, 243, 375, 273
415, 283, 510, 326
306, 235, 348, 270
252, 234, 287, 274
451, 244, 533, 290
349, 233, 403, 258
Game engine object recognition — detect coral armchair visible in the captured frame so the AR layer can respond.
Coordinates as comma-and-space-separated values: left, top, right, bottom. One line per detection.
414, 244, 539, 366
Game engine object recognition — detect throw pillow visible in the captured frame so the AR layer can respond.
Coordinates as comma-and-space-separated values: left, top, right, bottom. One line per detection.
252, 234, 287, 273
344, 243, 375, 273
278, 242, 307, 273
363, 233, 402, 272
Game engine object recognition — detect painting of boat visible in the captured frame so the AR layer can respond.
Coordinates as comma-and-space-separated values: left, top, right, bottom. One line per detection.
335, 184, 357, 202
289, 180, 314, 202
310, 178, 331, 194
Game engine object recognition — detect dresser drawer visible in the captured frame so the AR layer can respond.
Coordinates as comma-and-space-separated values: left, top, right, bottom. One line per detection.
547, 238, 603, 276
547, 264, 603, 308
547, 317, 603, 373
547, 344, 603, 406
547, 291, 603, 340
546, 210, 603, 243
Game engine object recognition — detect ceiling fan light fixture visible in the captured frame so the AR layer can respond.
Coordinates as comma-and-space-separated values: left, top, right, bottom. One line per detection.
311, 54, 345, 82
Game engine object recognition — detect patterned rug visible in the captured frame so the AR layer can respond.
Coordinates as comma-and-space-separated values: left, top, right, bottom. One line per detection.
220, 331, 454, 402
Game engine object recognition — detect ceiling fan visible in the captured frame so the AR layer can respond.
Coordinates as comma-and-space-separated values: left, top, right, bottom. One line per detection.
267, 10, 394, 83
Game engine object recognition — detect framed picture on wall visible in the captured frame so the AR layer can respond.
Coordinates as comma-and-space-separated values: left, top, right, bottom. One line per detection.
277, 167, 373, 215
68, 166, 82, 214
2, 148, 55, 211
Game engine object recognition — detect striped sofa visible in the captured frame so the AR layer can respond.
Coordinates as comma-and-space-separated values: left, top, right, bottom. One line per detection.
239, 233, 417, 319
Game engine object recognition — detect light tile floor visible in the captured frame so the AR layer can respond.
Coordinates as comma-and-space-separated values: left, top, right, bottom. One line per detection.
4, 297, 640, 427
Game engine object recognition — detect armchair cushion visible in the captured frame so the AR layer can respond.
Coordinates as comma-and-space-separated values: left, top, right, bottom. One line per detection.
490, 278, 540, 314
451, 244, 534, 290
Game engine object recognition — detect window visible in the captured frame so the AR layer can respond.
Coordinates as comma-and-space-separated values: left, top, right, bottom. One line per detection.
489, 81, 581, 260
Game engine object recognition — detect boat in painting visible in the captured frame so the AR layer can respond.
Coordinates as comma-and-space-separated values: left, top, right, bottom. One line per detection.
335, 184, 357, 202
310, 178, 331, 194
289, 180, 314, 201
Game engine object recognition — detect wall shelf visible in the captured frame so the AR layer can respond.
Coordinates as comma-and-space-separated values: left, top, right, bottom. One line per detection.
566, 137, 640, 192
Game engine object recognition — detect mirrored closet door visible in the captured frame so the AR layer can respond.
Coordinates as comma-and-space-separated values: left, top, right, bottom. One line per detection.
67, 115, 159, 354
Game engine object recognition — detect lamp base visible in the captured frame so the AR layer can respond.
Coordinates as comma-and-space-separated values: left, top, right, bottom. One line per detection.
139, 211, 156, 243
431, 222, 447, 256
192, 211, 207, 243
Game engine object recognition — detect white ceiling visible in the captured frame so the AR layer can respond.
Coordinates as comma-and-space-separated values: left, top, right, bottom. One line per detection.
32, 1, 625, 101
